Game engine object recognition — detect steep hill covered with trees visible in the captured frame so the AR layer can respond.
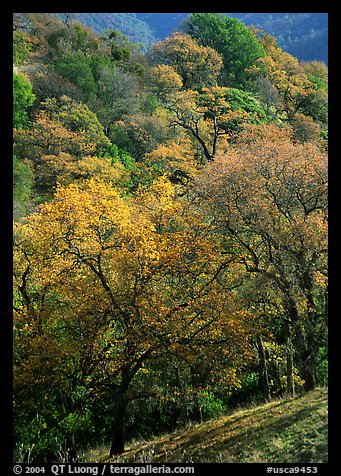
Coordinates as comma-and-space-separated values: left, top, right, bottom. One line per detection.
52, 13, 328, 64
13, 12, 328, 464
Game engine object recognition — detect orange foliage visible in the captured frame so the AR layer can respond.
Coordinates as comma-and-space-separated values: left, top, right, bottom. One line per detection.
14, 177, 255, 395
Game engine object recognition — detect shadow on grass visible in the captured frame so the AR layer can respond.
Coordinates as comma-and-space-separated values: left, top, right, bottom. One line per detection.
151, 392, 327, 463
101, 389, 328, 463
198, 398, 327, 463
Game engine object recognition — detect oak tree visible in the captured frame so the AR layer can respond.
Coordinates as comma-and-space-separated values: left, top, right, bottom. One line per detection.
14, 177, 254, 456
194, 123, 328, 396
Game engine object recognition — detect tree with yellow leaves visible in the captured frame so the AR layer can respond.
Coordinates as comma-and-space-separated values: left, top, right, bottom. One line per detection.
14, 177, 255, 457
249, 29, 324, 125
150, 32, 223, 91
164, 86, 249, 164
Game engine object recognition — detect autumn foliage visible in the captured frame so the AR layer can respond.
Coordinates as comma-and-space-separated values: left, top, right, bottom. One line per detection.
12, 13, 328, 463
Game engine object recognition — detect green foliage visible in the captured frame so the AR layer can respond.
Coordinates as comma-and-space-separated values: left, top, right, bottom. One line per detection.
128, 61, 147, 78
42, 95, 111, 152
198, 390, 225, 419
101, 29, 145, 70
13, 31, 32, 66
308, 73, 328, 92
224, 372, 263, 406
13, 154, 33, 201
300, 88, 328, 125
127, 398, 178, 440
184, 13, 266, 87
13, 389, 106, 463
316, 347, 328, 386
13, 72, 35, 129
224, 88, 268, 123
88, 53, 114, 81
54, 54, 98, 100
60, 410, 96, 438
100, 143, 137, 172
108, 124, 135, 156
320, 129, 328, 141
14, 413, 62, 463
140, 93, 160, 114
101, 29, 134, 63
46, 20, 99, 59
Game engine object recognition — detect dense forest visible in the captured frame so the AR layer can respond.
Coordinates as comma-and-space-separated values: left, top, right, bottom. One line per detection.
13, 12, 328, 463
57, 13, 156, 48
56, 13, 329, 64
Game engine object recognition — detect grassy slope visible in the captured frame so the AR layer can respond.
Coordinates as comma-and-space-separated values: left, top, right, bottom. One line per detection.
83, 387, 328, 464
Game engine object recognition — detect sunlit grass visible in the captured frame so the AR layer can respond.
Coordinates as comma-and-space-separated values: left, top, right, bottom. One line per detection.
81, 387, 328, 463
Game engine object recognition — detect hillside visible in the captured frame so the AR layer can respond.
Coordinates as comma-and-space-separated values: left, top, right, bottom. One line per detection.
137, 13, 328, 64
57, 13, 156, 47
13, 12, 328, 464
227, 13, 328, 64
82, 388, 328, 464
64, 13, 328, 64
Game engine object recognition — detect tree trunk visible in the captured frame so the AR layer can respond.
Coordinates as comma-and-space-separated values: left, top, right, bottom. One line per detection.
281, 291, 299, 399
189, 366, 202, 423
298, 272, 323, 391
286, 337, 295, 398
284, 320, 295, 398
191, 397, 203, 424
109, 367, 131, 457
302, 362, 317, 391
300, 325, 318, 391
109, 393, 128, 456
108, 349, 152, 457
175, 365, 190, 425
256, 335, 271, 401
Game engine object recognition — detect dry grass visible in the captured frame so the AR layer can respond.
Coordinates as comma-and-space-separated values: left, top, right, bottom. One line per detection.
81, 387, 328, 464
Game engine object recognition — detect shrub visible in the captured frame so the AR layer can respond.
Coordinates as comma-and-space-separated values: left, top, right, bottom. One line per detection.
13, 72, 36, 129
198, 390, 225, 419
